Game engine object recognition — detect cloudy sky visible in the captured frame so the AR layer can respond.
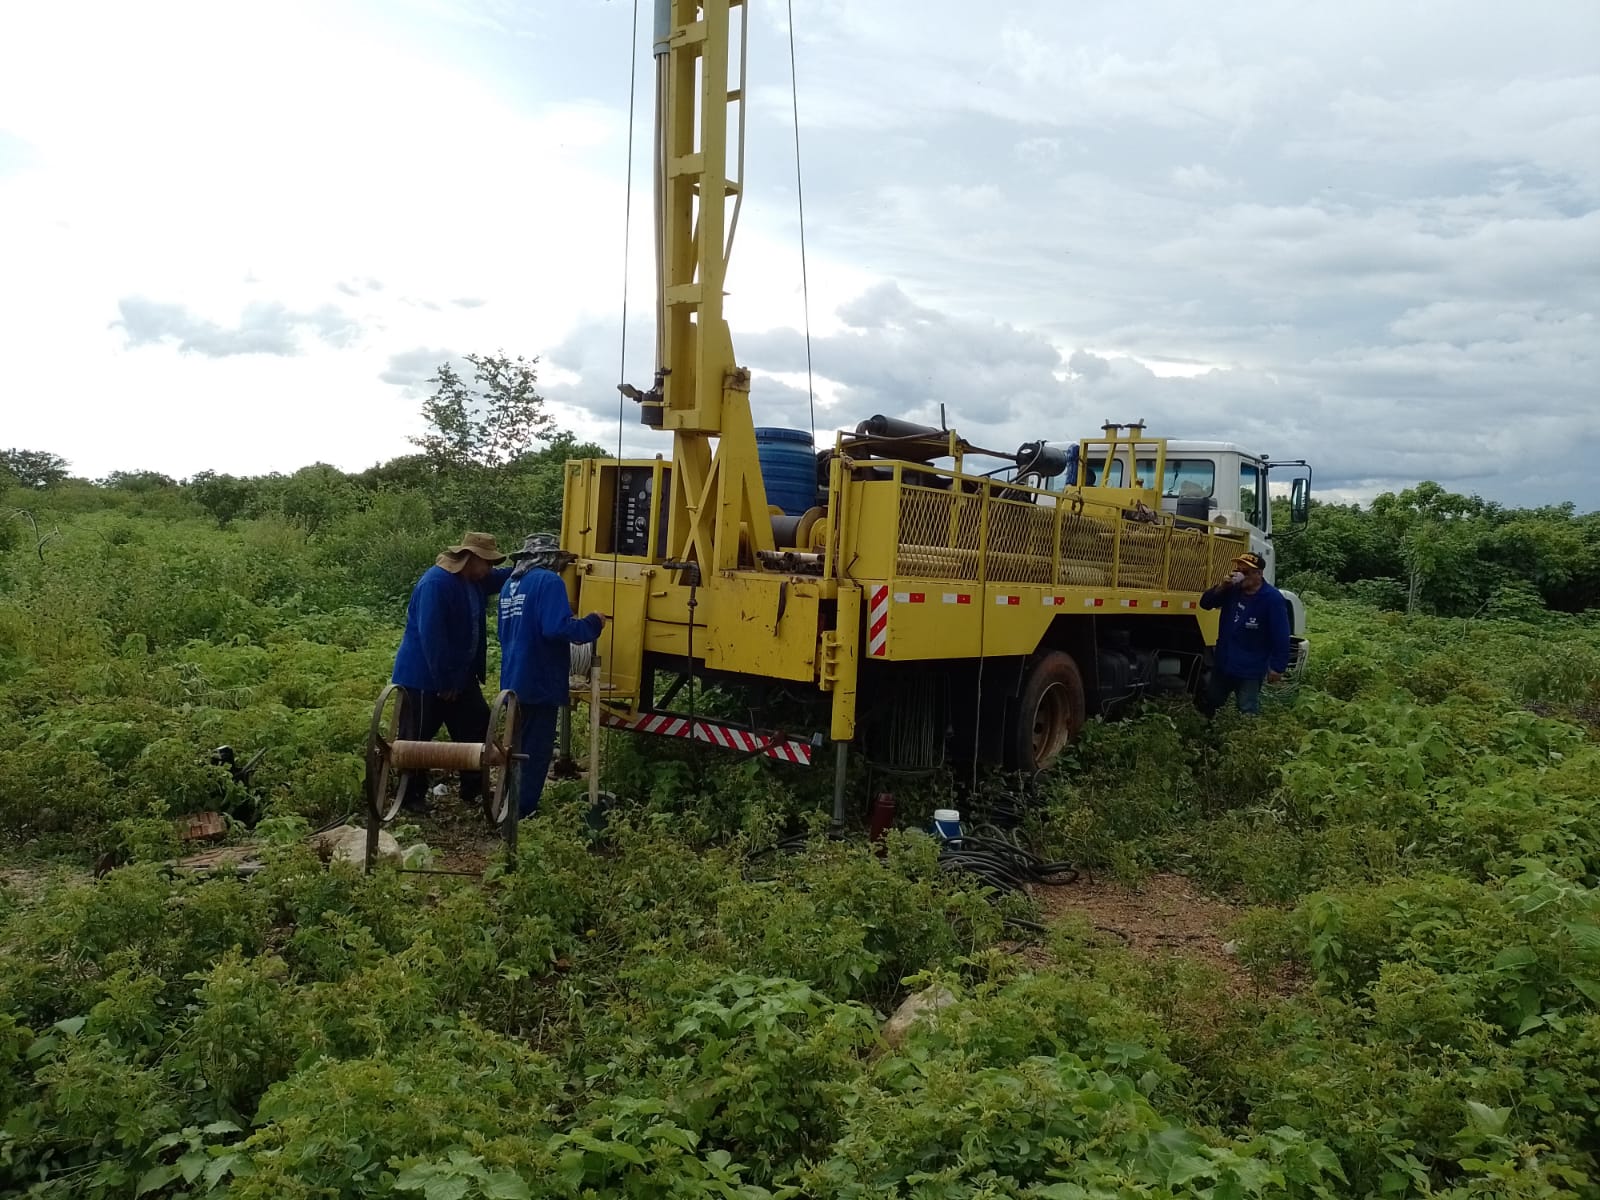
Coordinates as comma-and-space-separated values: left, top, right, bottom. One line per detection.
2, 0, 1595, 506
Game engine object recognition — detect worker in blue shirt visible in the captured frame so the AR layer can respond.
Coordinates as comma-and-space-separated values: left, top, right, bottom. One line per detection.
1198, 550, 1291, 716
498, 533, 605, 818
391, 532, 513, 810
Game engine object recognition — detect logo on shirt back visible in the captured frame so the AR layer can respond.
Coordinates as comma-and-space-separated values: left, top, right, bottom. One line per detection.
501, 580, 526, 620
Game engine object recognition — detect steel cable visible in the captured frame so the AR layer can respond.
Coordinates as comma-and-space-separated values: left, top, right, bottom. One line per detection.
598, 0, 644, 794
785, 0, 816, 443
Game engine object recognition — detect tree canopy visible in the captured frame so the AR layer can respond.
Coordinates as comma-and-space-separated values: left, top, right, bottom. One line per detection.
0, 449, 69, 489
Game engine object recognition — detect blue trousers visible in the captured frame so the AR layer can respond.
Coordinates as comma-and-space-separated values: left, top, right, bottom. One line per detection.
517, 704, 561, 818
1203, 672, 1262, 716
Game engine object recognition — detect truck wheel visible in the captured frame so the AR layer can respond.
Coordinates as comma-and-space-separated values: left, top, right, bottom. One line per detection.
1011, 651, 1085, 772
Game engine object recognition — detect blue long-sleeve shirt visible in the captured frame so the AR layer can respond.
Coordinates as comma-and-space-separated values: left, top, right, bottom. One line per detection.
497, 567, 603, 706
1200, 579, 1291, 679
391, 565, 513, 693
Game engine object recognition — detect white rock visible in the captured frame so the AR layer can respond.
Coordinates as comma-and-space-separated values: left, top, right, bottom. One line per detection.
1221, 940, 1239, 957
311, 824, 402, 866
882, 985, 958, 1048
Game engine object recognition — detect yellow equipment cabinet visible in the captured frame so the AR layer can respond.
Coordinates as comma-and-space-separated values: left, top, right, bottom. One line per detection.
558, 0, 1305, 806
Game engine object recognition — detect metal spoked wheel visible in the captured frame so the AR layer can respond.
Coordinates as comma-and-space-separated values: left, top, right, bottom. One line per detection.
366, 684, 412, 823
1010, 651, 1086, 772
480, 690, 522, 827
1031, 682, 1075, 765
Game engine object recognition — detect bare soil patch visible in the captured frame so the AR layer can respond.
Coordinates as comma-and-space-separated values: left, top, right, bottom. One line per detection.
411, 806, 505, 875
1031, 871, 1299, 997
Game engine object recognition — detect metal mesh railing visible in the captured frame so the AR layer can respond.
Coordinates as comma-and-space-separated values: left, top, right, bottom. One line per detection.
896, 486, 983, 579
1058, 510, 1115, 587
986, 496, 1058, 584
1167, 526, 1215, 593
891, 473, 1245, 593
1116, 520, 1165, 589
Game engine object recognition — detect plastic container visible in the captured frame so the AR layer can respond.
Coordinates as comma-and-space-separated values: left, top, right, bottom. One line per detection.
755, 427, 819, 515
868, 793, 896, 843
932, 808, 962, 841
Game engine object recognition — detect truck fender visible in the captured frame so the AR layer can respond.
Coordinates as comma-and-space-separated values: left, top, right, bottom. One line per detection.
1280, 588, 1310, 673
1280, 589, 1307, 638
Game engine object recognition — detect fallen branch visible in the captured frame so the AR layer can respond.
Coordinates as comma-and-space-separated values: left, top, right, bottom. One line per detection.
3, 508, 60, 561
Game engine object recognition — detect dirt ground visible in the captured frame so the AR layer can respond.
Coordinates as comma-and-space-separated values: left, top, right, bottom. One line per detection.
0, 865, 63, 902
1029, 871, 1298, 997
421, 807, 506, 875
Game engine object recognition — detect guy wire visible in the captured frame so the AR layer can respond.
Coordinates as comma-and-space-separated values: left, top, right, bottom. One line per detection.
603, 0, 643, 787
786, 0, 817, 444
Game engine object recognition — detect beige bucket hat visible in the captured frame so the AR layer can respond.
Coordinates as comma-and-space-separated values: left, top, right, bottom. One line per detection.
436, 531, 507, 572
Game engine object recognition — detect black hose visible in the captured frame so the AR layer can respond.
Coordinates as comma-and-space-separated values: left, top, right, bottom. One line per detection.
748, 824, 1079, 903
937, 834, 1080, 896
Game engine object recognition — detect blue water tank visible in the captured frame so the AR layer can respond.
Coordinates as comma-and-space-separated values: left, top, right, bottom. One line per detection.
754, 427, 819, 515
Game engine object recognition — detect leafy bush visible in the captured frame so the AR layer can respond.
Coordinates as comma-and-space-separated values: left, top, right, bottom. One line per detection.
1, 488, 1598, 1198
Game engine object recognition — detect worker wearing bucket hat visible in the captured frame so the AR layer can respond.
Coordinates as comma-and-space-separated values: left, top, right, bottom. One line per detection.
496, 533, 606, 819
1198, 550, 1291, 716
391, 532, 514, 810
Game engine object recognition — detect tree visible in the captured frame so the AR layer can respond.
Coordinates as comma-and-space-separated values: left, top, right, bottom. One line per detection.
412, 352, 554, 470
186, 470, 257, 528
1371, 482, 1487, 614
0, 449, 70, 489
505, 432, 608, 535
353, 453, 438, 494
1275, 499, 1404, 585
98, 470, 178, 492
279, 463, 358, 534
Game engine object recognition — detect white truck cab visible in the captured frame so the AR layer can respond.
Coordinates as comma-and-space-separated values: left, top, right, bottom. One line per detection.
1159, 442, 1309, 668
1061, 438, 1312, 669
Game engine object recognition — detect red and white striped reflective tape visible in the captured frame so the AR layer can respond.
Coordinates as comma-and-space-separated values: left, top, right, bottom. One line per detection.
994, 594, 1021, 606
893, 591, 926, 604
1083, 596, 1199, 609
626, 711, 692, 738
1042, 595, 1067, 607
942, 592, 971, 605
602, 712, 815, 765
868, 585, 889, 657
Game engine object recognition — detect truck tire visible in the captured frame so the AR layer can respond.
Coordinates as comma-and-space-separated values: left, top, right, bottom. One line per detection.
1010, 651, 1086, 772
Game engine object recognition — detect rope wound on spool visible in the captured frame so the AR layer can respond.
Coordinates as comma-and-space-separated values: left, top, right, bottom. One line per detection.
364, 685, 522, 839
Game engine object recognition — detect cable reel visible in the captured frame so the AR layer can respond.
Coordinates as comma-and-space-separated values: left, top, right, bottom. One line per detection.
363, 684, 523, 871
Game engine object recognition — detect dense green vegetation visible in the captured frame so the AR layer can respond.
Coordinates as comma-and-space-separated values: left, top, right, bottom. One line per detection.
2, 458, 1599, 1198
1274, 482, 1600, 617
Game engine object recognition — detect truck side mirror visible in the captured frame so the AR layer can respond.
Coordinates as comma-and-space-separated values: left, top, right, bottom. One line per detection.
1290, 477, 1311, 525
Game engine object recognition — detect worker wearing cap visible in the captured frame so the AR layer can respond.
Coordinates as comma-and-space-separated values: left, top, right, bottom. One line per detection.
497, 533, 606, 819
391, 532, 514, 809
1199, 550, 1290, 716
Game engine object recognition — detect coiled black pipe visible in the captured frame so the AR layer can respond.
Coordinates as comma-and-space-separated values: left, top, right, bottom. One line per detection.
750, 820, 1078, 899
937, 834, 1079, 896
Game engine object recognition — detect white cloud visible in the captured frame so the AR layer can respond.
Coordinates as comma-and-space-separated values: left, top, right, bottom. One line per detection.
0, 0, 1593, 510
116, 297, 361, 357
1172, 164, 1229, 191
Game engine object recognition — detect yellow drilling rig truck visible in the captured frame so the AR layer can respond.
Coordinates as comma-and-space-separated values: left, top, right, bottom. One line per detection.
558, 0, 1312, 812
